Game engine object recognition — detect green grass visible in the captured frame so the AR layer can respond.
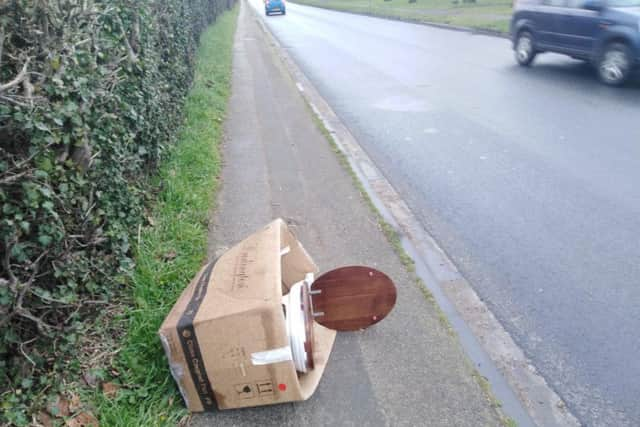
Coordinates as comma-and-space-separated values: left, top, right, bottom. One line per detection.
290, 0, 512, 33
88, 6, 238, 426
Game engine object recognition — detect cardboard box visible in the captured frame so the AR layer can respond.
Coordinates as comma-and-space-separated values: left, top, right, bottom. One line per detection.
159, 219, 337, 411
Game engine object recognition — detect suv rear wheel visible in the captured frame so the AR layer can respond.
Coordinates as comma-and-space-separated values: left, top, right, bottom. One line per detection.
597, 42, 632, 86
515, 31, 536, 66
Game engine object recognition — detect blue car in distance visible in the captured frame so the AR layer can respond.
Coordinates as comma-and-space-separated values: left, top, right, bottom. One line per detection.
511, 0, 640, 85
265, 0, 286, 15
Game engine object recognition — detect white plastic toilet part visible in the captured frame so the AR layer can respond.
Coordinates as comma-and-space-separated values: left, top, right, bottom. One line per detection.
283, 273, 315, 373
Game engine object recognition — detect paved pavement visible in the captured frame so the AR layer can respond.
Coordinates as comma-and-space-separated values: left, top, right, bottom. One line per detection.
251, 2, 640, 426
190, 2, 505, 425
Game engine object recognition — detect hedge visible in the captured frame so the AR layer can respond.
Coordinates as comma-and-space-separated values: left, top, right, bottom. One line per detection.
0, 0, 234, 402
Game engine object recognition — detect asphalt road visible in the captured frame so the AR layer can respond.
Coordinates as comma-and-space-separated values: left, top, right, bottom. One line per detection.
250, 2, 640, 426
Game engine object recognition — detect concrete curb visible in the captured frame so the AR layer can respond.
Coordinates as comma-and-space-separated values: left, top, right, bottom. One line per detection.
252, 3, 581, 427
288, 0, 511, 39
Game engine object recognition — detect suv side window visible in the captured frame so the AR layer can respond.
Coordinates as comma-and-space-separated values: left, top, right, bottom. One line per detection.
542, 0, 567, 6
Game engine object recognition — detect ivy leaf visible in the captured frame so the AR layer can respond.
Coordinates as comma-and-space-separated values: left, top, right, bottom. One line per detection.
34, 170, 49, 179
64, 101, 78, 114
39, 187, 53, 198
38, 235, 52, 246
0, 286, 10, 305
50, 56, 61, 70
35, 122, 50, 132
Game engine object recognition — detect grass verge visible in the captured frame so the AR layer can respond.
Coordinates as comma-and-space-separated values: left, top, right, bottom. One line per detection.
289, 0, 512, 33
86, 6, 238, 426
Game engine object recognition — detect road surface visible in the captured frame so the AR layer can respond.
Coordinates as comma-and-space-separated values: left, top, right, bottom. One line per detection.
251, 2, 640, 426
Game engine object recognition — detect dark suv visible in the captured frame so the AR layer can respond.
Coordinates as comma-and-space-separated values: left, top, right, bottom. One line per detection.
511, 0, 640, 85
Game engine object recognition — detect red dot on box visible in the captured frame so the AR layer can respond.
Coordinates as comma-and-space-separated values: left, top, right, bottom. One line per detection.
278, 383, 287, 391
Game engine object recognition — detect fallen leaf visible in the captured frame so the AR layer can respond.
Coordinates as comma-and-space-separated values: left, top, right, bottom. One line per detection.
69, 392, 82, 412
147, 216, 156, 226
65, 411, 99, 427
37, 411, 54, 427
102, 382, 119, 399
48, 395, 70, 418
82, 370, 99, 388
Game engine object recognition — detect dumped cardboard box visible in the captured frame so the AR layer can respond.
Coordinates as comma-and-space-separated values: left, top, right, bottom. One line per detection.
158, 219, 337, 411
159, 218, 397, 411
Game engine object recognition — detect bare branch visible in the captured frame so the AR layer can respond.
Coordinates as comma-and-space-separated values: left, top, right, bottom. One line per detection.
15, 307, 61, 332
0, 94, 31, 107
8, 141, 56, 171
115, 15, 138, 64
75, 38, 90, 47
0, 58, 31, 93
64, 304, 82, 324
3, 248, 60, 334
2, 239, 17, 290
0, 170, 29, 185
0, 25, 5, 69
23, 77, 34, 104
20, 337, 38, 367
15, 249, 50, 310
